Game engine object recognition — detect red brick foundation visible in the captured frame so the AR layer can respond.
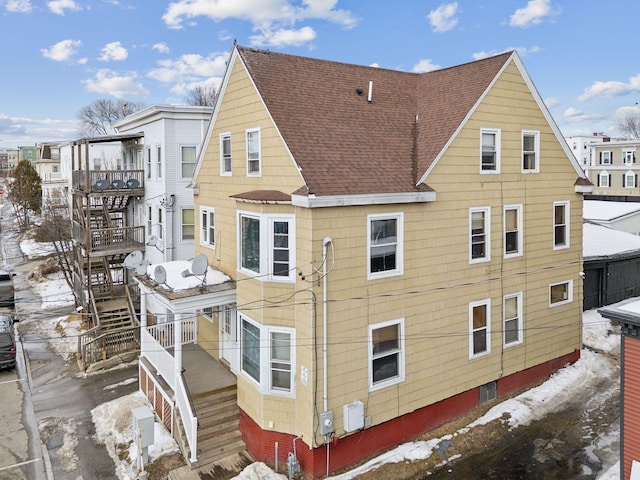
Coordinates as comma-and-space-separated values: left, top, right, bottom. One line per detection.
239, 349, 580, 478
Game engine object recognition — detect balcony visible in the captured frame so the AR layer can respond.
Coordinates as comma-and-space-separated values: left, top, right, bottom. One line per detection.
72, 169, 144, 195
73, 224, 145, 256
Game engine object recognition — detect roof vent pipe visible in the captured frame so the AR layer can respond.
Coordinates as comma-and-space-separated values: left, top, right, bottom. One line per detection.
367, 81, 373, 103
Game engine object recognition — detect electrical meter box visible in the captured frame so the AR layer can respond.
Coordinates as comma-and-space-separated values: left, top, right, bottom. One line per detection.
132, 406, 155, 448
343, 400, 365, 432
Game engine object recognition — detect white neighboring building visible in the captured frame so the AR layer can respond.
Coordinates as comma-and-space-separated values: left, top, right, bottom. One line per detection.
584, 199, 640, 235
564, 133, 609, 168
112, 105, 213, 267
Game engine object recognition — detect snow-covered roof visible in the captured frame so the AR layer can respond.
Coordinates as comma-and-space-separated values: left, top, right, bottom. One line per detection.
583, 200, 640, 222
583, 222, 640, 258
145, 260, 230, 292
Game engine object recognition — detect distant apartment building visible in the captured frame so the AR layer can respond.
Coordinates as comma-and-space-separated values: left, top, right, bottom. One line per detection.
584, 138, 640, 200
564, 133, 609, 168
18, 145, 37, 166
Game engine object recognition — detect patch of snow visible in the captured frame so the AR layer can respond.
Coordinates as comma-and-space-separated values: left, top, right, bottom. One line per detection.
20, 238, 58, 258
583, 222, 640, 258
28, 270, 75, 310
147, 260, 230, 291
584, 200, 640, 222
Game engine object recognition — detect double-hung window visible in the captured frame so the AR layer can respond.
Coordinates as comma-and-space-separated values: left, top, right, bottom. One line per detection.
550, 280, 573, 306
522, 130, 539, 173
504, 205, 522, 258
182, 208, 194, 241
181, 145, 197, 178
368, 213, 404, 279
470, 299, 491, 358
470, 207, 490, 263
503, 293, 523, 347
369, 319, 404, 391
157, 146, 162, 178
246, 128, 261, 176
553, 201, 569, 249
220, 133, 232, 175
238, 212, 295, 281
157, 208, 164, 240
240, 316, 295, 395
146, 147, 152, 179
624, 171, 637, 188
480, 128, 500, 173
623, 149, 636, 165
147, 206, 152, 235
599, 151, 612, 165
598, 171, 611, 188
200, 206, 215, 247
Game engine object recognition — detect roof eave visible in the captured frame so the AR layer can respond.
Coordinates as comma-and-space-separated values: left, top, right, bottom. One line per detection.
292, 191, 436, 208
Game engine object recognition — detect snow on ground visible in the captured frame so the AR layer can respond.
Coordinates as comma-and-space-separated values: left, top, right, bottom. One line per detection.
19, 238, 623, 480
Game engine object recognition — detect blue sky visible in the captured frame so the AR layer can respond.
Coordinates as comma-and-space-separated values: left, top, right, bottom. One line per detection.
1, 0, 640, 148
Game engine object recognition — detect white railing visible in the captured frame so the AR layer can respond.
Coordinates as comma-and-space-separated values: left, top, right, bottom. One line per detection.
146, 319, 197, 348
141, 328, 176, 391
176, 373, 198, 463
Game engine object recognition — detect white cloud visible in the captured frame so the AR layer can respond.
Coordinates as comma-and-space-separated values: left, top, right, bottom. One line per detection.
544, 96, 561, 108
84, 69, 149, 98
427, 2, 458, 33
41, 39, 82, 62
47, 0, 81, 15
412, 59, 442, 73
250, 26, 317, 47
5, 0, 32, 13
161, 0, 357, 47
510, 0, 560, 28
99, 41, 128, 61
473, 45, 540, 60
152, 42, 170, 54
577, 75, 640, 102
562, 106, 604, 123
147, 52, 228, 84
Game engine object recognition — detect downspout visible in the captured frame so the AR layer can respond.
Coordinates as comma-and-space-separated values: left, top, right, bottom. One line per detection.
322, 237, 332, 412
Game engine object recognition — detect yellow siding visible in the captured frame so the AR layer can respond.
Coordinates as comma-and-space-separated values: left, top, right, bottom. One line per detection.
195, 58, 584, 447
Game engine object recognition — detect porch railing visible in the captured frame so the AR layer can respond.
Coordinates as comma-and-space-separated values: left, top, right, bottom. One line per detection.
146, 319, 197, 349
141, 328, 176, 390
176, 373, 198, 463
78, 324, 140, 369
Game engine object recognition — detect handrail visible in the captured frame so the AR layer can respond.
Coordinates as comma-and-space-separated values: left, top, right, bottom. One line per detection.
176, 372, 198, 464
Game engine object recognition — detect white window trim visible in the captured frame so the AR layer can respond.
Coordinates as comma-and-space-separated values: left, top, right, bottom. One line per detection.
156, 145, 162, 179
469, 298, 491, 359
368, 318, 405, 392
521, 130, 540, 173
623, 149, 636, 165
504, 204, 523, 259
237, 211, 296, 282
549, 280, 573, 307
599, 171, 610, 188
503, 292, 523, 348
246, 127, 261, 177
624, 171, 636, 188
480, 127, 501, 174
220, 132, 232, 176
553, 201, 570, 250
600, 151, 612, 165
239, 315, 295, 397
469, 206, 491, 264
200, 206, 216, 249
367, 212, 404, 280
180, 144, 198, 179
201, 306, 214, 323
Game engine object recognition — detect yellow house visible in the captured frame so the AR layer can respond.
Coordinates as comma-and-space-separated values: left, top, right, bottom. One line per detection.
140, 44, 593, 478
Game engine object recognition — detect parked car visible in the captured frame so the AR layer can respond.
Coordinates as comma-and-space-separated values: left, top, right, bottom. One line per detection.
0, 315, 15, 370
0, 271, 15, 308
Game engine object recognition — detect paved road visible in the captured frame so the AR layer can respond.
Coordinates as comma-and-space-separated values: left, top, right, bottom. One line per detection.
0, 200, 139, 479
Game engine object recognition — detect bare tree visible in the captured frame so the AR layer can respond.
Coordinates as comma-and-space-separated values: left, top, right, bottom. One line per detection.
78, 99, 145, 137
184, 85, 218, 107
33, 198, 77, 302
617, 112, 640, 139
7, 160, 41, 228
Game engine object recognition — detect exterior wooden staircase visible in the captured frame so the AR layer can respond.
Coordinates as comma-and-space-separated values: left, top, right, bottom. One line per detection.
176, 385, 247, 469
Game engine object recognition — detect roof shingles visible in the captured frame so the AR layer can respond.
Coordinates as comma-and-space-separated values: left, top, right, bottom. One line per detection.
237, 46, 512, 197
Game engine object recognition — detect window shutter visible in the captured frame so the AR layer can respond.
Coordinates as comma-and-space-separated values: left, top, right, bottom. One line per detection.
636, 174, 638, 188
609, 174, 611, 186
597, 175, 600, 187
599, 152, 602, 164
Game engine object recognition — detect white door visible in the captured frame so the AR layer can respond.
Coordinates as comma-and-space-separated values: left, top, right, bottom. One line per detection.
220, 305, 239, 372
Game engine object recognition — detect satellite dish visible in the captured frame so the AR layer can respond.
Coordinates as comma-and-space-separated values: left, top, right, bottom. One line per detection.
135, 259, 148, 276
154, 265, 167, 284
123, 250, 143, 268
147, 235, 158, 247
192, 254, 208, 275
